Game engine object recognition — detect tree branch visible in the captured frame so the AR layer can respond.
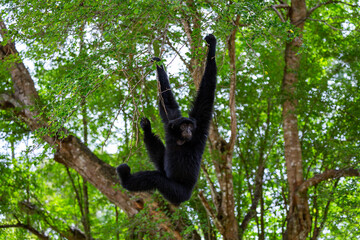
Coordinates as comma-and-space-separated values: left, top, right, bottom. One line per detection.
227, 15, 240, 154
307, 17, 344, 31
297, 168, 360, 194
308, 1, 359, 17
271, 5, 286, 22
0, 223, 49, 240
0, 93, 21, 109
240, 99, 273, 233
272, 3, 290, 9
166, 37, 192, 72
201, 164, 220, 213
311, 179, 339, 240
19, 201, 89, 240
181, 18, 193, 49
198, 191, 225, 235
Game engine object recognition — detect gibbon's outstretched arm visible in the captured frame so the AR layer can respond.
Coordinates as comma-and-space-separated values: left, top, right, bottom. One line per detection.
189, 34, 217, 134
140, 117, 165, 173
152, 57, 182, 124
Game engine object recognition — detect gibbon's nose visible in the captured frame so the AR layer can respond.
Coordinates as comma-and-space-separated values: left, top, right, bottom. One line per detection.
183, 129, 192, 140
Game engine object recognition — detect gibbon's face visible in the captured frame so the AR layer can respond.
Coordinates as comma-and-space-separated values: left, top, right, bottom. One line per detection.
179, 122, 194, 141
168, 117, 196, 145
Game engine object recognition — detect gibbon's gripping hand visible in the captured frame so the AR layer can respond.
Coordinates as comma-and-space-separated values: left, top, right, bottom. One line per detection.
140, 117, 151, 132
151, 57, 165, 70
204, 34, 216, 46
151, 57, 161, 62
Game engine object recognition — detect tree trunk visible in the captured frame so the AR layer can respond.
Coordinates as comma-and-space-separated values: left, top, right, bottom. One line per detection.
282, 1, 311, 239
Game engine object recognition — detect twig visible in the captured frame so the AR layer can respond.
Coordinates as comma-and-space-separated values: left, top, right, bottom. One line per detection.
271, 5, 286, 22
166, 38, 192, 71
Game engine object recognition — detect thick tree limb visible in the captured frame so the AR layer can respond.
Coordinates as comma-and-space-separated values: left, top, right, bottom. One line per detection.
0, 93, 21, 109
1, 18, 144, 215
297, 168, 360, 194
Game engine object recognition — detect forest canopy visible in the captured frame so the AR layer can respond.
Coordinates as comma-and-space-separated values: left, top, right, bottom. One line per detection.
0, 0, 359, 239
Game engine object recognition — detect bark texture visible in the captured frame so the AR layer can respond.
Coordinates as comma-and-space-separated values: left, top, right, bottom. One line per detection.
282, 1, 311, 239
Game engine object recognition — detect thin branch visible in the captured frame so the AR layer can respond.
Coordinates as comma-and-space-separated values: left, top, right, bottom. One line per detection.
311, 179, 339, 240
272, 3, 290, 9
181, 18, 193, 49
166, 38, 192, 72
65, 167, 84, 217
19, 201, 89, 240
271, 5, 286, 22
308, 1, 359, 17
201, 164, 220, 213
228, 14, 240, 154
159, 24, 169, 57
0, 223, 49, 240
102, 75, 144, 148
307, 17, 344, 31
0, 224, 22, 229
240, 99, 279, 234
198, 191, 225, 234
297, 168, 360, 194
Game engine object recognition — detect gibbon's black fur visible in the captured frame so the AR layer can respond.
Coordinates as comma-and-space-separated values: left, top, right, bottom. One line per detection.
117, 34, 217, 205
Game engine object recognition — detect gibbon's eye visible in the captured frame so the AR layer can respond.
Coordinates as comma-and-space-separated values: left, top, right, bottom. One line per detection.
180, 123, 194, 131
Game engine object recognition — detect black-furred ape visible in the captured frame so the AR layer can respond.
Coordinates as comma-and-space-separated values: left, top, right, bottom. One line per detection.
117, 34, 217, 205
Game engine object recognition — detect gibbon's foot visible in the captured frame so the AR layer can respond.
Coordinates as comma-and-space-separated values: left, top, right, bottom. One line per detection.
116, 164, 131, 184
204, 34, 216, 45
140, 117, 151, 132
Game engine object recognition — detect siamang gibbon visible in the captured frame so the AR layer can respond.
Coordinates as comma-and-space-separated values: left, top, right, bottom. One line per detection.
116, 34, 217, 205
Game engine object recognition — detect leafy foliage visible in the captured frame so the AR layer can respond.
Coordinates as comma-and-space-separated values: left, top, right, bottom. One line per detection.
0, 0, 359, 239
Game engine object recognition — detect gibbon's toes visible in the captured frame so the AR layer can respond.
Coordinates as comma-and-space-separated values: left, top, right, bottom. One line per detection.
116, 164, 131, 183
204, 34, 216, 45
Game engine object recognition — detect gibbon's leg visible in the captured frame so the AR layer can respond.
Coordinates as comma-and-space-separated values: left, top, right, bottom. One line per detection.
116, 164, 192, 205
152, 57, 182, 124
140, 117, 165, 173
